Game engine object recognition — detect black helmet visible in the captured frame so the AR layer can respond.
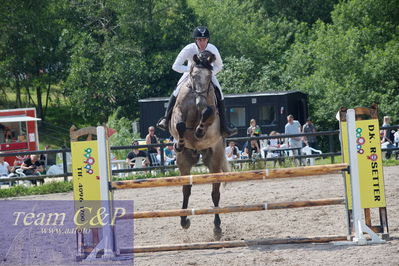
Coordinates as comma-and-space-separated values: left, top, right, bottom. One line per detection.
192, 26, 210, 39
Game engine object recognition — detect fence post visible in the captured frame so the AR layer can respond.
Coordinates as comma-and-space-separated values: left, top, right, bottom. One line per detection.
61, 146, 68, 182
328, 130, 335, 164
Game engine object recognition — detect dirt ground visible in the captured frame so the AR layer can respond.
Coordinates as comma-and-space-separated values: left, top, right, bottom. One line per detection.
1, 165, 399, 266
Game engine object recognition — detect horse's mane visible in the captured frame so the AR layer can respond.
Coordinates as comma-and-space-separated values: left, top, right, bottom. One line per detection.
193, 50, 215, 71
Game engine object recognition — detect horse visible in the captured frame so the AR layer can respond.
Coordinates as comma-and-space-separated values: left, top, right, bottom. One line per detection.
169, 50, 229, 238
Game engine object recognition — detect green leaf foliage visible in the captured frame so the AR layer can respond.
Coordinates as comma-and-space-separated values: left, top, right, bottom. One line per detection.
1, 0, 398, 132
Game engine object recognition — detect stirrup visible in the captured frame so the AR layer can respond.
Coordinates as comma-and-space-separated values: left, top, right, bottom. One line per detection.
156, 118, 168, 131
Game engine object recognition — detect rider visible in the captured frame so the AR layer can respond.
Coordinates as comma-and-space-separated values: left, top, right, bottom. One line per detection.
157, 26, 237, 137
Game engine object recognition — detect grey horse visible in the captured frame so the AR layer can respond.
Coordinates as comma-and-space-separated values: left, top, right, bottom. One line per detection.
169, 50, 229, 238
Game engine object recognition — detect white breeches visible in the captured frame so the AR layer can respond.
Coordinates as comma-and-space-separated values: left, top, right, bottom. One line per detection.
172, 73, 224, 99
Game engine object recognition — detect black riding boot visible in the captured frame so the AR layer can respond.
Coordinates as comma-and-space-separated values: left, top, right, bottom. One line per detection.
214, 89, 237, 137
157, 94, 177, 131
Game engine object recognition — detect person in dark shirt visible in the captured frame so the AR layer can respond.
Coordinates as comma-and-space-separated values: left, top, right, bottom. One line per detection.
21, 154, 44, 185
126, 141, 148, 168
302, 117, 317, 149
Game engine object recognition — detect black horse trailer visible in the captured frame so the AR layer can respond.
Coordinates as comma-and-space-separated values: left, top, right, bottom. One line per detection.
139, 91, 308, 139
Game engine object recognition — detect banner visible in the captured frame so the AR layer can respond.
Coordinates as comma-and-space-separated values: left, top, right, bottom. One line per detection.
341, 119, 386, 209
71, 141, 102, 228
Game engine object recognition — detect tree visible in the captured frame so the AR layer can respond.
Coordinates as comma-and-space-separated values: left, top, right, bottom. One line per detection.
0, 0, 67, 119
63, 0, 198, 123
283, 0, 399, 128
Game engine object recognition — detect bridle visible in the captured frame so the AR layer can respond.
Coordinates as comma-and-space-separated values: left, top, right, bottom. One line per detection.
189, 67, 212, 101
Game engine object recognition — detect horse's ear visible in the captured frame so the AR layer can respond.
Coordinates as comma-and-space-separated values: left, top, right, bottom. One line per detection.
193, 54, 201, 65
207, 54, 216, 63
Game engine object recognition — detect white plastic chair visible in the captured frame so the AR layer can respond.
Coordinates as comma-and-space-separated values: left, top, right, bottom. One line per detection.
130, 157, 147, 168
149, 153, 161, 166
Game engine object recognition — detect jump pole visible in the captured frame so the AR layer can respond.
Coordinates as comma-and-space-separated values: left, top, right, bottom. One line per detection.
119, 235, 349, 253
117, 198, 345, 220
111, 163, 349, 190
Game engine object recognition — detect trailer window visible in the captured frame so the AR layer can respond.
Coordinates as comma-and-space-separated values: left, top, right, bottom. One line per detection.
259, 106, 276, 125
228, 107, 246, 127
0, 122, 27, 144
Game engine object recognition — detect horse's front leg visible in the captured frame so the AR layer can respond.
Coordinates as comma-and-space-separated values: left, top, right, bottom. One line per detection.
212, 183, 222, 238
195, 106, 213, 139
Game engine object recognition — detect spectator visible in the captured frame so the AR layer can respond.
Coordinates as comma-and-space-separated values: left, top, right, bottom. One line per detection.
145, 126, 160, 166
245, 119, 261, 152
126, 141, 148, 168
394, 128, 399, 148
21, 154, 44, 185
264, 131, 285, 166
245, 140, 260, 159
4, 127, 13, 143
39, 145, 57, 171
382, 116, 395, 143
302, 117, 317, 149
163, 144, 176, 165
247, 119, 261, 137
0, 124, 5, 144
394, 129, 399, 160
380, 129, 395, 159
225, 141, 240, 161
0, 152, 11, 177
284, 114, 302, 164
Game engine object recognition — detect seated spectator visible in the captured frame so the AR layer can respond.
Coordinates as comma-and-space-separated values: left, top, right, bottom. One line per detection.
225, 141, 240, 161
40, 145, 57, 170
0, 124, 5, 144
247, 119, 261, 137
21, 154, 44, 185
4, 127, 13, 143
394, 128, 399, 147
245, 139, 260, 159
264, 131, 283, 156
126, 141, 148, 168
163, 144, 176, 165
0, 153, 11, 178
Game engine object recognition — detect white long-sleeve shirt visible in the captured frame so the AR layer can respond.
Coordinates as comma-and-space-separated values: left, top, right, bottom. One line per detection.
172, 43, 224, 98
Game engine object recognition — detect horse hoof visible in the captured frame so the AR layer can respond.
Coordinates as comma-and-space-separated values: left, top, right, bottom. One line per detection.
213, 227, 222, 240
181, 218, 191, 229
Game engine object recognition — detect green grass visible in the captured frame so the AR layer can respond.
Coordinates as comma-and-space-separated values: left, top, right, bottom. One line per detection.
0, 181, 73, 198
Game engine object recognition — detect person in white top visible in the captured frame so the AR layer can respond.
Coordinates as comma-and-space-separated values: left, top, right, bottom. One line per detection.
157, 26, 237, 137
225, 141, 239, 161
394, 129, 399, 147
0, 153, 11, 177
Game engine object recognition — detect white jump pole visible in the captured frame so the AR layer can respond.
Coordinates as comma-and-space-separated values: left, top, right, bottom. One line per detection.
85, 126, 116, 260
345, 109, 384, 245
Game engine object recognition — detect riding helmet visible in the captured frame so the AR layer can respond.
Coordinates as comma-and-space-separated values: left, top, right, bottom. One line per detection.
192, 26, 210, 39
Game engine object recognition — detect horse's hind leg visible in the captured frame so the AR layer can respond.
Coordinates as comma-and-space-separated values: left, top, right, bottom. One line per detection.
212, 183, 222, 238
202, 145, 226, 239
178, 149, 199, 229
181, 184, 192, 229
